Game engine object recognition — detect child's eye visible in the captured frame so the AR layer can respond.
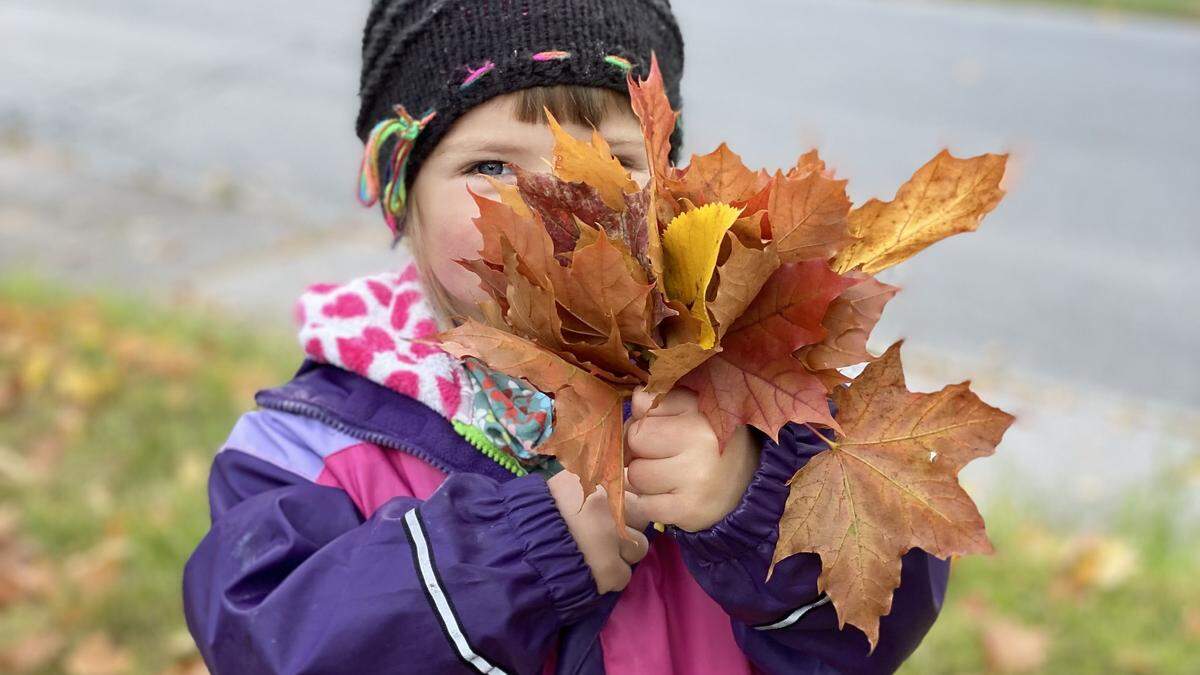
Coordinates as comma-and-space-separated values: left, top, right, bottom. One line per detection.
617, 155, 645, 172
469, 160, 510, 177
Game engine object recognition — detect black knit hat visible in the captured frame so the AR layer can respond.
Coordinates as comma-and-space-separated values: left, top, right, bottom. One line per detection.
356, 0, 685, 231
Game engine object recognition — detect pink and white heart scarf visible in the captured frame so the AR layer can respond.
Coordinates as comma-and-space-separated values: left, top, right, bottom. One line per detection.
293, 253, 473, 424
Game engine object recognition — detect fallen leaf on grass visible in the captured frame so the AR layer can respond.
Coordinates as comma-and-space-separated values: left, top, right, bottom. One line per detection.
65, 633, 133, 675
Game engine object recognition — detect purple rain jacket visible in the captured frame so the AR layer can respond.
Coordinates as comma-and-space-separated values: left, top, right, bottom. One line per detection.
182, 359, 950, 674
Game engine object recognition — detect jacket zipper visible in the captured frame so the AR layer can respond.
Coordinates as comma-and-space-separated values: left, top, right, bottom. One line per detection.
255, 395, 458, 475
256, 394, 526, 478
451, 421, 527, 477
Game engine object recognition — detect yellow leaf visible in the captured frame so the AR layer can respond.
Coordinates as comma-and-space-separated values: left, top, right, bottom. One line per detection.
661, 203, 742, 348
545, 109, 637, 212
832, 150, 1007, 274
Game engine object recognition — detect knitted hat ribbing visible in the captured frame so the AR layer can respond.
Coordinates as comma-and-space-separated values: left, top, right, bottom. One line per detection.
357, 0, 685, 212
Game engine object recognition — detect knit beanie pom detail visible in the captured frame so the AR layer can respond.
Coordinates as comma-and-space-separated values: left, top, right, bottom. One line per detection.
357, 105, 437, 235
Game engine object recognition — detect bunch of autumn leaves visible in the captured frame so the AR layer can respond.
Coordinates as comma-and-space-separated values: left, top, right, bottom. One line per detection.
438, 57, 1016, 647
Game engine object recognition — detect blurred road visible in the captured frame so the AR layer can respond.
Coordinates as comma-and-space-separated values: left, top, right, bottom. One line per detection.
2, 0, 1198, 511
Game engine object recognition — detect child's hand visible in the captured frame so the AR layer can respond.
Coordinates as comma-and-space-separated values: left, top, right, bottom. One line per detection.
625, 388, 760, 532
547, 470, 651, 594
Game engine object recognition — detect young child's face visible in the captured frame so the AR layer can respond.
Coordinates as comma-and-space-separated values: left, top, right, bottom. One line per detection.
407, 90, 650, 320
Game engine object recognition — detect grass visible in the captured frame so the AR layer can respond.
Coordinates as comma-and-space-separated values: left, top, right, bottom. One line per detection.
0, 275, 296, 674
979, 0, 1200, 19
902, 481, 1200, 673
0, 275, 1197, 673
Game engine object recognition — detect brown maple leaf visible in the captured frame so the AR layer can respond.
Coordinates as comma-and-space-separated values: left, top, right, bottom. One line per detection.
680, 353, 836, 448
767, 166, 854, 263
470, 188, 557, 285
678, 261, 853, 445
796, 273, 900, 371
832, 150, 1007, 274
551, 228, 657, 348
787, 149, 831, 179
515, 169, 651, 265
731, 181, 774, 241
769, 340, 1015, 649
627, 52, 679, 190
707, 234, 781, 340
675, 143, 762, 206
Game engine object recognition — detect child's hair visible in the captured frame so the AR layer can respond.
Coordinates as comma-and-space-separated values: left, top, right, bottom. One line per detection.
356, 0, 686, 236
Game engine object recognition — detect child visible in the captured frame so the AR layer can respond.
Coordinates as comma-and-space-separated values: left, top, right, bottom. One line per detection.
183, 2, 949, 673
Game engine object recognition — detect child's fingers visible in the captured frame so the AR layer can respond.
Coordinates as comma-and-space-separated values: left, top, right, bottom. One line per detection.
622, 491, 652, 532
626, 457, 684, 496
626, 416, 684, 460
630, 388, 656, 419
634, 492, 680, 528
631, 387, 698, 419
618, 526, 650, 565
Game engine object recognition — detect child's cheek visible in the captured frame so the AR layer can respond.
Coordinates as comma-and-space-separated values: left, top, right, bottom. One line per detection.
421, 210, 487, 307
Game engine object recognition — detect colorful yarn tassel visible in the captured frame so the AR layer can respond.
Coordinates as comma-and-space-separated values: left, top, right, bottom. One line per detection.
357, 104, 437, 235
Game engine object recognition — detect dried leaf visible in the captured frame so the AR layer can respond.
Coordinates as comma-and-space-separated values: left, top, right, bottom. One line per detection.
546, 109, 637, 212
707, 235, 781, 340
767, 167, 853, 263
553, 229, 656, 347
788, 149, 828, 179
645, 342, 717, 399
485, 175, 533, 219
660, 203, 743, 348
731, 181, 773, 242
678, 143, 761, 205
626, 51, 680, 283
770, 341, 1015, 648
832, 150, 1007, 274
679, 261, 851, 446
515, 169, 650, 266
680, 351, 835, 448
797, 273, 899, 371
627, 52, 678, 187
470, 188, 557, 284
65, 633, 132, 675
722, 261, 855, 361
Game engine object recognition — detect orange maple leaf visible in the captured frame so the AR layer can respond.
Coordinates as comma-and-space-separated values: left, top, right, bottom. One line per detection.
796, 273, 900, 372
832, 150, 1007, 274
767, 165, 854, 263
678, 261, 853, 445
675, 143, 762, 206
770, 340, 1015, 649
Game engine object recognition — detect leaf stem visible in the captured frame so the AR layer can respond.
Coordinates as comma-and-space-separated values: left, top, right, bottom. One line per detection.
803, 422, 838, 450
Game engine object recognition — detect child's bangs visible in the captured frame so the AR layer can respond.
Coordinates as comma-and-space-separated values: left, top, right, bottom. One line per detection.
513, 85, 631, 128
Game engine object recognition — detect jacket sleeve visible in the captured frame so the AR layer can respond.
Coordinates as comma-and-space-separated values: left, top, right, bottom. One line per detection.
672, 418, 951, 675
183, 445, 601, 675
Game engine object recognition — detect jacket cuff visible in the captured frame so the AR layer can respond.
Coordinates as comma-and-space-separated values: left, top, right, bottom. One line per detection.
499, 476, 601, 623
675, 421, 831, 563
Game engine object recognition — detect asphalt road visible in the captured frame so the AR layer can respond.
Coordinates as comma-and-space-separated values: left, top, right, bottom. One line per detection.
2, 0, 1198, 507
